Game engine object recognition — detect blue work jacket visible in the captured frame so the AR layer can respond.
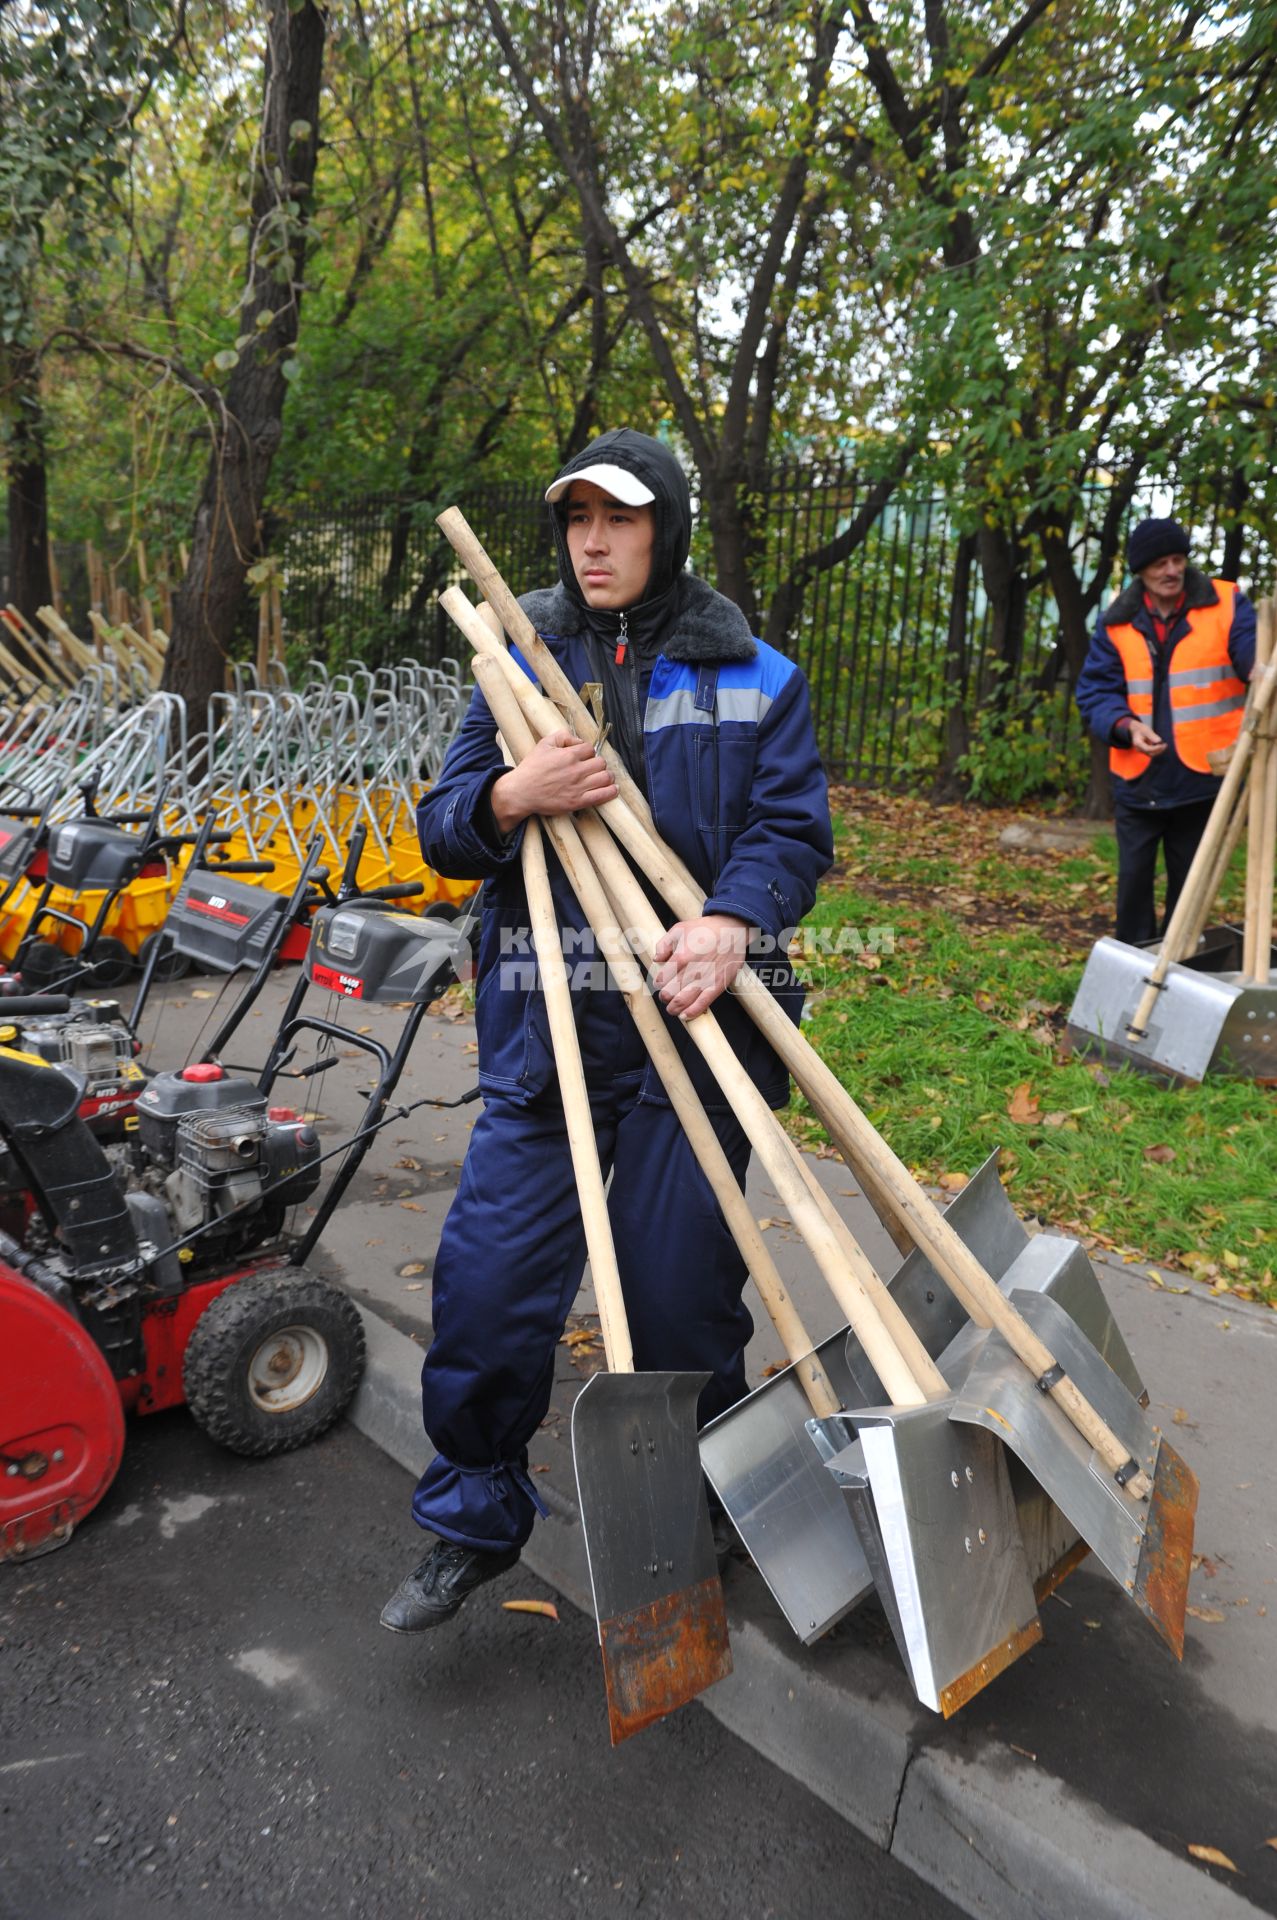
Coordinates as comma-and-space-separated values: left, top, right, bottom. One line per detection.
417, 578, 834, 1112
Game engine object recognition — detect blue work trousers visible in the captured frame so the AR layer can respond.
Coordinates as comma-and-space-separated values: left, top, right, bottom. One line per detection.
411, 1079, 754, 1552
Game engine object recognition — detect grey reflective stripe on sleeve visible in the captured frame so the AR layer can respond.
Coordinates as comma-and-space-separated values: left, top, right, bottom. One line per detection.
1174, 692, 1247, 722
644, 685, 775, 731
1169, 664, 1244, 689
1126, 677, 1154, 694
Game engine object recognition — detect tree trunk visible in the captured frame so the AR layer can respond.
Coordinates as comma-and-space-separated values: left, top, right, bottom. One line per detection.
1221, 467, 1248, 580
1037, 521, 1113, 818
5, 352, 53, 625
1082, 733, 1112, 820
976, 523, 1027, 707
705, 477, 759, 629
163, 1, 326, 716
931, 531, 976, 802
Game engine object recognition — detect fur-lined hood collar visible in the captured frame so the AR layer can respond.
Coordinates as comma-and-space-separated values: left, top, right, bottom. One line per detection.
519, 576, 756, 664
1102, 566, 1222, 629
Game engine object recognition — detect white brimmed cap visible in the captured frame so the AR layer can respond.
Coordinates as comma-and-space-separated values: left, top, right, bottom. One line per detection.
544, 461, 656, 507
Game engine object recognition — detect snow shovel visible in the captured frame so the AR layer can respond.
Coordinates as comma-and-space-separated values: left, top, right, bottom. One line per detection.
952, 1288, 1197, 1658
518, 803, 730, 1746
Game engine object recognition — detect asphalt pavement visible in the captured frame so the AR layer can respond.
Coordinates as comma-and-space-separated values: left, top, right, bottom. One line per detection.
0, 1413, 963, 1920
4, 967, 1273, 1920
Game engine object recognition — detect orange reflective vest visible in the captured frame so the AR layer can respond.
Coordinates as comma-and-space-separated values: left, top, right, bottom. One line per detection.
1108, 581, 1245, 779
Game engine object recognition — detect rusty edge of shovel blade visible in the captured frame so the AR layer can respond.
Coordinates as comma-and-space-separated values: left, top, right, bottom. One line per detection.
599, 1576, 732, 1745
1132, 1436, 1199, 1661
571, 1370, 732, 1744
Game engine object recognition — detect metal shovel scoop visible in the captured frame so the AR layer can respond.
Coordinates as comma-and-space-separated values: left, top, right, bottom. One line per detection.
517, 775, 730, 1745
952, 1288, 1197, 1658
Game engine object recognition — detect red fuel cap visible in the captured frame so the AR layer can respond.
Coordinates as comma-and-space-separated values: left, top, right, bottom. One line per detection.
180, 1063, 224, 1083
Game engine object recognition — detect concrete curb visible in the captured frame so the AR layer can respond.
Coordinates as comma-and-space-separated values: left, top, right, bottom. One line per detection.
347, 1305, 1266, 1920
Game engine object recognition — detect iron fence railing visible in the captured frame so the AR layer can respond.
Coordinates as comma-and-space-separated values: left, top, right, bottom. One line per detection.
7, 461, 1268, 790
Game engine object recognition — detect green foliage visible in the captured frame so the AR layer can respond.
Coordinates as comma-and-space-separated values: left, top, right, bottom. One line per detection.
1, 0, 1274, 726
958, 689, 1088, 806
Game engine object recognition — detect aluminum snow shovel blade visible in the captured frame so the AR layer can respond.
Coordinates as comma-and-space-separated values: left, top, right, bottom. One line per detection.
572, 1369, 730, 1744
927, 1230, 1147, 1604
699, 1331, 876, 1645
824, 1403, 1041, 1716
1065, 930, 1277, 1085
951, 1289, 1197, 1658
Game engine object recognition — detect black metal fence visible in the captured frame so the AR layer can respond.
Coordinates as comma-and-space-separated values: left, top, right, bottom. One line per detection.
10, 461, 1266, 794
266, 462, 1266, 792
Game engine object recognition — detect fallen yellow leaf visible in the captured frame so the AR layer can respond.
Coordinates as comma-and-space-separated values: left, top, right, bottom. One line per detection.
401, 1262, 426, 1276
502, 1600, 559, 1621
1006, 1082, 1040, 1126
938, 1172, 968, 1193
1187, 1844, 1237, 1872
400, 1201, 425, 1212
1186, 1604, 1226, 1623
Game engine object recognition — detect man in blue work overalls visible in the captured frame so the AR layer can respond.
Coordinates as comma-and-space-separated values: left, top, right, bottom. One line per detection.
381, 430, 833, 1631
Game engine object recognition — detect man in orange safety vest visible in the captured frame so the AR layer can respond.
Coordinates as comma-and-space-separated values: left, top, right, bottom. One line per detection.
1076, 517, 1256, 944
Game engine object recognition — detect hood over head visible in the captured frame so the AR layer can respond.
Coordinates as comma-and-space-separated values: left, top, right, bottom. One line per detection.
544, 429, 693, 653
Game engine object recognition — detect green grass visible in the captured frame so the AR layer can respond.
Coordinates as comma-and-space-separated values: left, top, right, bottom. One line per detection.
788, 797, 1276, 1309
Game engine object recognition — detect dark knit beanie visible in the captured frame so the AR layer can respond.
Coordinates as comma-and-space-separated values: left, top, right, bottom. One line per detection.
1126, 517, 1190, 575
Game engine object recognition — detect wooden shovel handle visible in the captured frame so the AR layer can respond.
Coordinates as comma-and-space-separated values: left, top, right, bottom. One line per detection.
474, 656, 839, 1420
1248, 599, 1277, 983
519, 810, 634, 1376
439, 582, 912, 1257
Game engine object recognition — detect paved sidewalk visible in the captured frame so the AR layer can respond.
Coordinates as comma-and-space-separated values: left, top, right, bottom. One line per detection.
156, 973, 1277, 1919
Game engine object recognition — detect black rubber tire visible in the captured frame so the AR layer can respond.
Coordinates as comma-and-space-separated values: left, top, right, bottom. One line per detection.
85, 936, 135, 988
138, 932, 191, 981
17, 940, 73, 989
182, 1269, 366, 1458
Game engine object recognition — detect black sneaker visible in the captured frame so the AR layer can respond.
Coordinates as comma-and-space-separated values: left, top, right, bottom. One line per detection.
379, 1539, 521, 1633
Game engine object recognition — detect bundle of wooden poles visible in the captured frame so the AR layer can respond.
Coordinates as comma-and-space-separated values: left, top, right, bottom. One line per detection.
434, 508, 1159, 1507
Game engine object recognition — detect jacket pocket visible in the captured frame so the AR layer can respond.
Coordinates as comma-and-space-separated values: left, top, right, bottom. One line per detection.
694, 729, 756, 833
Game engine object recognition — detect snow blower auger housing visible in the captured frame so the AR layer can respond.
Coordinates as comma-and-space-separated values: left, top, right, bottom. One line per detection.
0, 1028, 359, 1564
0, 880, 479, 1564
